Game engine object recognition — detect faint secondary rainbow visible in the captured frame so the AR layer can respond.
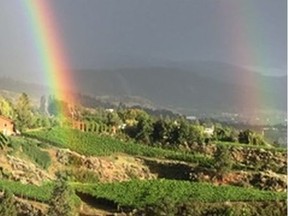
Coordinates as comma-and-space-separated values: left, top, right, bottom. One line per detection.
22, 0, 76, 117
219, 1, 272, 124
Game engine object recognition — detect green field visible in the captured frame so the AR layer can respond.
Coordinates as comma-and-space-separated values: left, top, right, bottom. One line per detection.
0, 178, 284, 209
26, 127, 213, 166
74, 180, 286, 208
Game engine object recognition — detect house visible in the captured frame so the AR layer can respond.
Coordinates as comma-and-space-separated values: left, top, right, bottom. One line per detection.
0, 116, 15, 136
204, 126, 214, 137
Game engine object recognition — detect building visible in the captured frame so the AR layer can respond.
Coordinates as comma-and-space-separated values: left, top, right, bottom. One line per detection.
0, 116, 15, 136
204, 126, 214, 137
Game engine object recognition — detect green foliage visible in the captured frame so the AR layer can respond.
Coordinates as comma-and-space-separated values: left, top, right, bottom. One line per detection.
22, 141, 51, 169
47, 180, 76, 216
57, 169, 99, 184
167, 120, 189, 145
0, 190, 17, 216
167, 120, 204, 147
216, 141, 285, 152
0, 179, 53, 202
213, 145, 233, 179
106, 112, 121, 127
213, 126, 238, 142
239, 129, 268, 146
74, 180, 286, 209
151, 119, 170, 144
175, 201, 287, 216
134, 112, 153, 144
10, 137, 51, 169
0, 97, 15, 119
26, 127, 212, 166
15, 93, 34, 131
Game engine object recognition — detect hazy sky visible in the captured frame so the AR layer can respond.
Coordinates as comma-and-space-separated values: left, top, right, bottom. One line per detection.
0, 0, 286, 81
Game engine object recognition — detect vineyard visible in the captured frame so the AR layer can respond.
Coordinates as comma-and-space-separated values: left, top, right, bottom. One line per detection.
0, 179, 53, 202
0, 178, 284, 211
5, 127, 286, 215
74, 180, 286, 208
9, 137, 51, 169
26, 127, 213, 166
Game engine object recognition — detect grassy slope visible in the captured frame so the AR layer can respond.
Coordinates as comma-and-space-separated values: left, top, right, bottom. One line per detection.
26, 127, 212, 166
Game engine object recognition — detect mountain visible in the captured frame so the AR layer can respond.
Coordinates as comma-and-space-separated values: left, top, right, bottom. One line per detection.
0, 61, 286, 119
73, 62, 286, 115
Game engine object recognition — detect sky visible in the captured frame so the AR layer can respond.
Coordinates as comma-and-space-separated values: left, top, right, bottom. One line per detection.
0, 0, 286, 82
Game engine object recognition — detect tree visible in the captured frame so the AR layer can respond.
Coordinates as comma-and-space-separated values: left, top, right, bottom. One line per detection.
47, 96, 69, 117
213, 145, 233, 180
151, 119, 170, 144
0, 97, 15, 118
186, 125, 204, 145
47, 180, 76, 216
15, 93, 34, 131
238, 129, 267, 146
238, 129, 252, 144
134, 113, 153, 144
167, 119, 191, 146
39, 95, 48, 115
213, 126, 237, 142
106, 112, 121, 127
0, 190, 17, 216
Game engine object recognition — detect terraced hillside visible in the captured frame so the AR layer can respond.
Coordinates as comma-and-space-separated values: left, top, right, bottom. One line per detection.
0, 127, 284, 215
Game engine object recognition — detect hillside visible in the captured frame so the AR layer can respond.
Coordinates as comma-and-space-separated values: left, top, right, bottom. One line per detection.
73, 62, 286, 115
0, 126, 285, 215
0, 61, 286, 120
0, 92, 286, 215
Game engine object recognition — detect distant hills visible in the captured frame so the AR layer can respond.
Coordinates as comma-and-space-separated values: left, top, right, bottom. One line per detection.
0, 61, 286, 118
73, 61, 286, 115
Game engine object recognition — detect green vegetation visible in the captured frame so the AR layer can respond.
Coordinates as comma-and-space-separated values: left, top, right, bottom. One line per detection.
25, 127, 213, 166
48, 180, 77, 216
238, 129, 268, 146
10, 137, 51, 169
14, 93, 34, 131
0, 133, 9, 149
56, 169, 99, 184
0, 190, 17, 216
0, 92, 285, 215
0, 96, 15, 119
0, 179, 53, 202
143, 200, 287, 216
213, 145, 233, 179
74, 180, 286, 209
215, 141, 285, 152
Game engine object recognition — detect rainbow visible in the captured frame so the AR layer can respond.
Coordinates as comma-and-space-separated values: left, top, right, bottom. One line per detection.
22, 0, 76, 117
218, 1, 268, 124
